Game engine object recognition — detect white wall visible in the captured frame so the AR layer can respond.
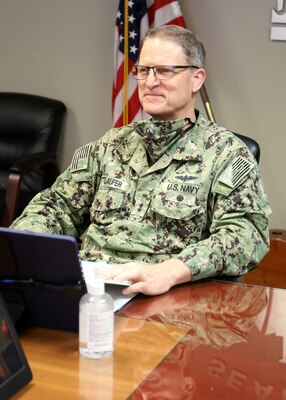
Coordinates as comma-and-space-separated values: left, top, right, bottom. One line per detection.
0, 0, 285, 229
0, 0, 115, 167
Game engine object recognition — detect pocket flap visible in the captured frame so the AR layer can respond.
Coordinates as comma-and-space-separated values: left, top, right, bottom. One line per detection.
151, 192, 203, 220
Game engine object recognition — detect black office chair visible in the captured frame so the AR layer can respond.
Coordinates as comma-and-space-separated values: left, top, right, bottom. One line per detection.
0, 92, 66, 227
233, 132, 260, 163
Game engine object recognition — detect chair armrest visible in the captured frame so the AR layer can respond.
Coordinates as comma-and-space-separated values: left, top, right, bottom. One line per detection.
10, 152, 59, 174
2, 153, 60, 227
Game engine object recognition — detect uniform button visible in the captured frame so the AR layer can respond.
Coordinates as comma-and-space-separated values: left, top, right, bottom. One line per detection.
177, 195, 184, 202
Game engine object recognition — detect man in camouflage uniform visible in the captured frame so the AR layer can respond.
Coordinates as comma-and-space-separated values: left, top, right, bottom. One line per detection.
11, 25, 271, 296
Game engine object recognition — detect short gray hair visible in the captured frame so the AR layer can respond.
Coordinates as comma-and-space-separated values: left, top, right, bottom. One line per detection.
141, 25, 206, 68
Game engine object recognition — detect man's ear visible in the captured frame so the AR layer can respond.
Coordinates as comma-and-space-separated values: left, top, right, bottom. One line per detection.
192, 68, 206, 93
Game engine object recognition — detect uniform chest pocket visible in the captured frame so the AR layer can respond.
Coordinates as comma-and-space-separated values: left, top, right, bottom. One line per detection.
151, 192, 204, 220
151, 192, 207, 241
91, 189, 125, 224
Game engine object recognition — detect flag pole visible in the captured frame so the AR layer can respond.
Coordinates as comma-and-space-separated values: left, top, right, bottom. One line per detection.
200, 84, 216, 123
123, 0, 129, 125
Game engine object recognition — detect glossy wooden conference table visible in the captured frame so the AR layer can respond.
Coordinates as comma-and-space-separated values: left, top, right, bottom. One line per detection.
13, 280, 286, 400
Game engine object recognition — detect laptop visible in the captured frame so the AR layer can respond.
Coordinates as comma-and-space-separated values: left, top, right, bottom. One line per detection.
0, 292, 32, 400
0, 227, 135, 333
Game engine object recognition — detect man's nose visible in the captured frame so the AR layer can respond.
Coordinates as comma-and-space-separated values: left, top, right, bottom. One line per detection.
145, 69, 161, 86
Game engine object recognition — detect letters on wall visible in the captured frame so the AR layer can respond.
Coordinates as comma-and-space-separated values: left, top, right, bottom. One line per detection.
271, 0, 286, 40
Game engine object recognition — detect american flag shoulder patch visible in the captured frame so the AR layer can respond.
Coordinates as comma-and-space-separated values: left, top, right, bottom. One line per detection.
70, 145, 91, 172
218, 156, 254, 188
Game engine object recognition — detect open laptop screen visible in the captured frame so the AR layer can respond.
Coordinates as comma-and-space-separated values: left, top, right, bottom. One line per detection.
0, 227, 86, 332
0, 227, 135, 332
0, 293, 32, 400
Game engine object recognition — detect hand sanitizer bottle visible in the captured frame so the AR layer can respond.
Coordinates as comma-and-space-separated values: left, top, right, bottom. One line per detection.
79, 279, 114, 359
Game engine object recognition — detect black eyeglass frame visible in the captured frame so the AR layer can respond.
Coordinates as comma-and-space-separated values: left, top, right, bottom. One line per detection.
131, 65, 199, 80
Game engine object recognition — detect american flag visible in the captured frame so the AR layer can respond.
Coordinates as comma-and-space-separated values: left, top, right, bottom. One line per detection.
112, 0, 186, 128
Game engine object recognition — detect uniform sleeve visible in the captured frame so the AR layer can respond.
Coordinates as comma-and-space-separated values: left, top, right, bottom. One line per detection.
177, 152, 272, 281
10, 143, 99, 237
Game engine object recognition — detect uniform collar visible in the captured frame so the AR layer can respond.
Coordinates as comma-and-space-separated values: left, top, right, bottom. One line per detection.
135, 118, 187, 163
113, 111, 207, 165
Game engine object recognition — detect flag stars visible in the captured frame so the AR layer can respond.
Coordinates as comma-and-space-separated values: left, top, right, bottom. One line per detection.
116, 10, 122, 20
129, 30, 137, 39
129, 14, 135, 24
128, 0, 135, 8
130, 45, 137, 54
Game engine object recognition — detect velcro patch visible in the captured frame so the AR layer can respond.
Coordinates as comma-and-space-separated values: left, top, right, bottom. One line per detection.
70, 145, 91, 172
218, 156, 253, 188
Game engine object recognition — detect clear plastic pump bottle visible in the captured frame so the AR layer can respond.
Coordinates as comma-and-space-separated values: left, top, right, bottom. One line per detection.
79, 279, 114, 359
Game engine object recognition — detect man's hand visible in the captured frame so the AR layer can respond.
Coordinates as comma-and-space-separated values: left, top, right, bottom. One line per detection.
100, 258, 192, 296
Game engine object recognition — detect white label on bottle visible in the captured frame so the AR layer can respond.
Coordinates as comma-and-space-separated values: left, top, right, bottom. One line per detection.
87, 311, 114, 352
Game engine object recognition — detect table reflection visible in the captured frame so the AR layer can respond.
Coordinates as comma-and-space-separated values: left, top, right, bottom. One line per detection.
121, 281, 286, 399
78, 317, 188, 400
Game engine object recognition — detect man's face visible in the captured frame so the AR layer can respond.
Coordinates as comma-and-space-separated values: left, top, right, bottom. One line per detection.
138, 38, 199, 121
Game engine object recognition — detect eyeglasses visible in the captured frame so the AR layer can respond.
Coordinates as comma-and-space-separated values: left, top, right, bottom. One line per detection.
131, 65, 199, 80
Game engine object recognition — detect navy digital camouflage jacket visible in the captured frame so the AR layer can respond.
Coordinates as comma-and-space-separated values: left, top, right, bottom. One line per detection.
11, 114, 271, 281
